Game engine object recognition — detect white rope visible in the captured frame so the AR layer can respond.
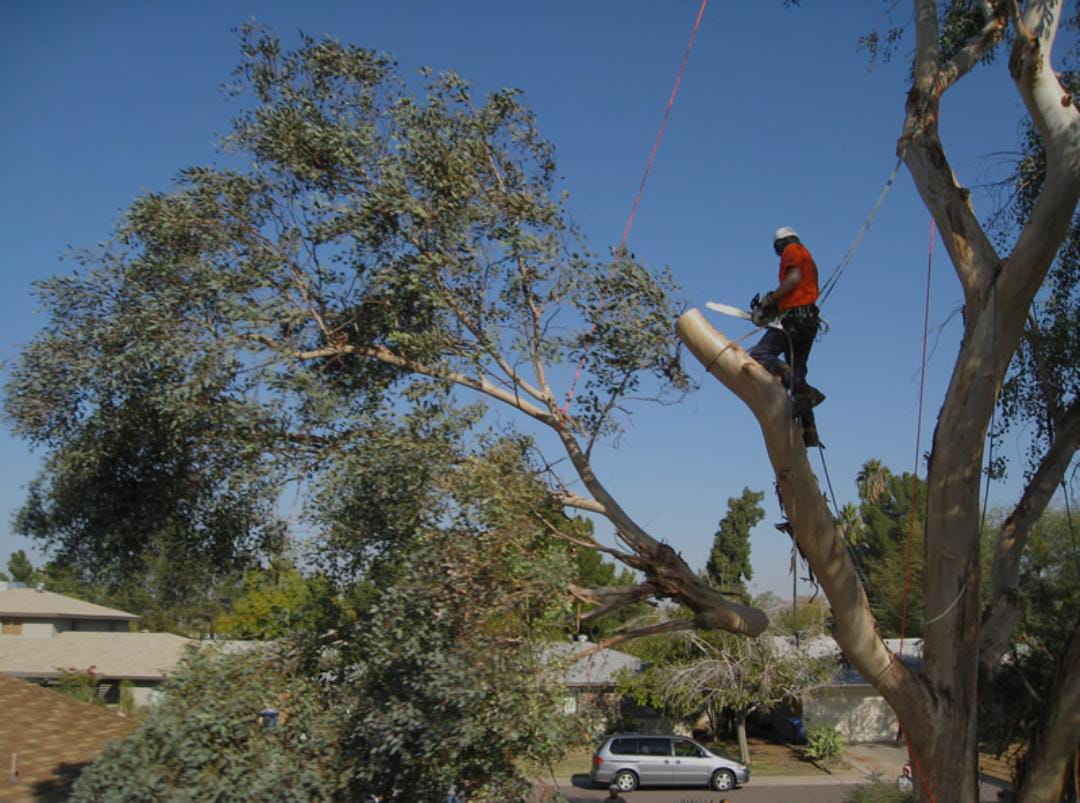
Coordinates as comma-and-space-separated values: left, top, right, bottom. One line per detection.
922, 576, 970, 626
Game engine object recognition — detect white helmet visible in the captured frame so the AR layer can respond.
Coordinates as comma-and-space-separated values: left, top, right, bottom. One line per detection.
773, 226, 799, 244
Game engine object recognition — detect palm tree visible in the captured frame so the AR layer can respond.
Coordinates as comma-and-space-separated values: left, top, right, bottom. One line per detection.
837, 502, 863, 546
856, 459, 890, 504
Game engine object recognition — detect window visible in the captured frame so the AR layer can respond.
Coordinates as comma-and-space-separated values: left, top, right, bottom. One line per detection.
674, 739, 705, 758
1, 619, 23, 636
638, 738, 672, 756
609, 738, 638, 755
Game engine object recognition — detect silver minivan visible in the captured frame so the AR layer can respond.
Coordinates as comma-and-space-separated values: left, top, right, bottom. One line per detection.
590, 734, 749, 793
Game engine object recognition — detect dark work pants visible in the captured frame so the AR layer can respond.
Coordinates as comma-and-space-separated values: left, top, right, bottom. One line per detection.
747, 313, 818, 387
748, 309, 820, 429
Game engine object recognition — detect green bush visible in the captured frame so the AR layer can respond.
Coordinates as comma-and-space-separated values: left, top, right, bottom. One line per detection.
801, 723, 845, 761
55, 666, 102, 706
71, 648, 347, 802
118, 680, 137, 717
844, 779, 915, 802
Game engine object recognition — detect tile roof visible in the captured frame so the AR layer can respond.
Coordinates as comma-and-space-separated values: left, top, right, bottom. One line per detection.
0, 588, 138, 621
0, 632, 194, 681
0, 673, 136, 802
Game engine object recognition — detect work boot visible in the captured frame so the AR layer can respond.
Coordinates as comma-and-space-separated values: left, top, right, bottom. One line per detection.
802, 421, 824, 448
791, 383, 826, 418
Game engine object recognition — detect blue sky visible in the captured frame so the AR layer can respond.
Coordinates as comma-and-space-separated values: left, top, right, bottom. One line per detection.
0, 1, 1066, 597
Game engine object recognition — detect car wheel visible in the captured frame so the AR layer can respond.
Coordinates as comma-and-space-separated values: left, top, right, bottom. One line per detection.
613, 770, 638, 792
710, 769, 736, 792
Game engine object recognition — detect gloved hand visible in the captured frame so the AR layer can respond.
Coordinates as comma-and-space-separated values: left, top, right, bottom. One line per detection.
750, 292, 773, 326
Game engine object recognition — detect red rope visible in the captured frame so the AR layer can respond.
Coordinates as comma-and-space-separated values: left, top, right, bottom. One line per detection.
897, 218, 937, 803
899, 219, 933, 653
562, 0, 709, 414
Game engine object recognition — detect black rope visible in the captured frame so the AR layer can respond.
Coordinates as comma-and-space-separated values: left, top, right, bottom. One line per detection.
818, 447, 841, 519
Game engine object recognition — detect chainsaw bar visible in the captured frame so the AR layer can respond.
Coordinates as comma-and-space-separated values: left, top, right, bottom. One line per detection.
705, 301, 783, 330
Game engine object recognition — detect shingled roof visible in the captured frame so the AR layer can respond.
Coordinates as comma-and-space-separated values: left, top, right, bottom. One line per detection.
0, 587, 138, 622
543, 640, 643, 687
0, 673, 136, 802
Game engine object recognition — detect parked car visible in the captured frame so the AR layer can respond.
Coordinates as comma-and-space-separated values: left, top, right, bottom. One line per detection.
590, 734, 749, 793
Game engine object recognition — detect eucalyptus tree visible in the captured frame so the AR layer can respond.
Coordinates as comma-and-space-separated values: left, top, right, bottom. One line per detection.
678, 2, 1080, 800
4, 25, 764, 645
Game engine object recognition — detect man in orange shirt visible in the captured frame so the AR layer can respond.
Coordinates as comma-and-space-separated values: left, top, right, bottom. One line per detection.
748, 227, 825, 447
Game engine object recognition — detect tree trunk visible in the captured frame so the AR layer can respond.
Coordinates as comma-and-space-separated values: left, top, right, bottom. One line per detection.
735, 709, 750, 767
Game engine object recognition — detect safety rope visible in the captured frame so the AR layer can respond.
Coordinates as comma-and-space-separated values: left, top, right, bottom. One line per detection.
818, 448, 841, 518
898, 218, 934, 652
818, 155, 904, 308
562, 0, 709, 415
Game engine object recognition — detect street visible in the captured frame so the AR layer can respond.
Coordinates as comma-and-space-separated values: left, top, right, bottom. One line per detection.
548, 777, 859, 803
550, 779, 855, 803
545, 773, 1010, 802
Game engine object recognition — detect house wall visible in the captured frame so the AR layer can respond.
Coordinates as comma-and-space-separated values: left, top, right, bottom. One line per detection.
804, 687, 899, 743
130, 682, 161, 707
7, 620, 58, 639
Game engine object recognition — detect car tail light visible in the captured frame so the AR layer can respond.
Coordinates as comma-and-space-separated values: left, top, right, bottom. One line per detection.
593, 756, 603, 766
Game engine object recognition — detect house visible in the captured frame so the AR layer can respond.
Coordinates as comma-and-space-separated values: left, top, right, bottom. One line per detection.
0, 582, 204, 705
0, 631, 195, 706
0, 672, 136, 801
0, 582, 138, 638
545, 638, 643, 714
543, 637, 683, 733
763, 635, 923, 743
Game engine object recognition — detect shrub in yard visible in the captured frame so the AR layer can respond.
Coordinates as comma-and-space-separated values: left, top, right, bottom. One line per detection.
844, 779, 915, 802
55, 665, 102, 706
801, 723, 845, 762
118, 680, 137, 717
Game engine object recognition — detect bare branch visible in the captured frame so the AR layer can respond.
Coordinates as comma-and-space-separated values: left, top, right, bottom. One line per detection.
549, 415, 769, 637
568, 582, 657, 622
534, 514, 636, 564
249, 334, 560, 427
936, 15, 1007, 96
550, 491, 608, 516
568, 619, 697, 662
